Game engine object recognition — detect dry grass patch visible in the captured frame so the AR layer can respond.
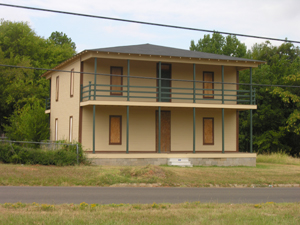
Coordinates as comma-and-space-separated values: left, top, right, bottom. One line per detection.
0, 162, 299, 187
0, 202, 299, 225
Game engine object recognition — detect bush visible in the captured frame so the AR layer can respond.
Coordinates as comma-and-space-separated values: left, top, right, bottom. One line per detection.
0, 142, 89, 166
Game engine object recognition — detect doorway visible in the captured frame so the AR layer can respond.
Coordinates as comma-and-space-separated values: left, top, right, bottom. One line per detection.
156, 111, 171, 152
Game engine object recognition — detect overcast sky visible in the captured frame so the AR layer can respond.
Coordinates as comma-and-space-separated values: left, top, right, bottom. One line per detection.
1, 0, 299, 53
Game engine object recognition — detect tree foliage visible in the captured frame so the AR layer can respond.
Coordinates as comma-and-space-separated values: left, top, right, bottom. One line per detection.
190, 33, 247, 58
0, 19, 76, 139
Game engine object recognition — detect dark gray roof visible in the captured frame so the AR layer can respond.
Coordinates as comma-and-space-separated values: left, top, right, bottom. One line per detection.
88, 44, 263, 63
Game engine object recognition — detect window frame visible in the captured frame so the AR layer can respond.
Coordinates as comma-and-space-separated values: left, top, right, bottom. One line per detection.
69, 116, 73, 142
56, 76, 59, 101
109, 115, 122, 145
203, 117, 214, 145
70, 69, 74, 97
203, 72, 214, 99
55, 118, 58, 141
110, 67, 123, 96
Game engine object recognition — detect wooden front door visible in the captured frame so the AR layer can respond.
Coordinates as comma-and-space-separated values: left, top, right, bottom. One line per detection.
156, 111, 171, 152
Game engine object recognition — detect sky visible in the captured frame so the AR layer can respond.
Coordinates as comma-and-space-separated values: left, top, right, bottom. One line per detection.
0, 0, 300, 53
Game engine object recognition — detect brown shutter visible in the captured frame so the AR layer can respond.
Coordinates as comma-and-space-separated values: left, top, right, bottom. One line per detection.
203, 118, 214, 145
203, 72, 214, 98
109, 116, 122, 144
110, 67, 123, 95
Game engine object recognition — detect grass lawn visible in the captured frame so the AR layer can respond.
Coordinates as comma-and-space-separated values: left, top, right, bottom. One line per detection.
0, 153, 299, 187
0, 202, 299, 225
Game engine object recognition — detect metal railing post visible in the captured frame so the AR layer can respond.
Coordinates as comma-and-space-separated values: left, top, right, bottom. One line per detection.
88, 81, 91, 100
94, 58, 97, 100
158, 62, 161, 102
76, 144, 79, 164
127, 60, 130, 101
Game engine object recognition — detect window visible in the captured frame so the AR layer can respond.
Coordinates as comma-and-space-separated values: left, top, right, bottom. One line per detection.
109, 116, 122, 145
56, 76, 59, 101
203, 72, 214, 98
110, 67, 123, 95
203, 118, 214, 145
69, 116, 73, 142
55, 118, 58, 141
70, 69, 74, 97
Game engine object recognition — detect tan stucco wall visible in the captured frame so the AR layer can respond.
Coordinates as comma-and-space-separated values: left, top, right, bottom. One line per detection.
49, 59, 81, 142
81, 106, 237, 152
81, 58, 239, 104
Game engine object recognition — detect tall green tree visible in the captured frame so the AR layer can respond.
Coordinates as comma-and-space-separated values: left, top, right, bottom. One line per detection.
0, 19, 76, 139
190, 33, 247, 58
239, 41, 300, 156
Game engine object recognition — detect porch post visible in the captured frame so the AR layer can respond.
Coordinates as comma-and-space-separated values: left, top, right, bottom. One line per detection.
193, 107, 196, 153
250, 67, 253, 153
93, 105, 95, 154
127, 60, 130, 101
92, 58, 97, 154
158, 106, 161, 153
222, 65, 225, 153
222, 65, 224, 104
126, 106, 129, 154
193, 64, 196, 153
158, 62, 161, 102
94, 58, 97, 100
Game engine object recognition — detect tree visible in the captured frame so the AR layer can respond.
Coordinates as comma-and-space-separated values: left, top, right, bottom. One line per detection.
190, 33, 247, 58
0, 19, 76, 139
49, 31, 76, 51
239, 41, 300, 156
4, 101, 49, 142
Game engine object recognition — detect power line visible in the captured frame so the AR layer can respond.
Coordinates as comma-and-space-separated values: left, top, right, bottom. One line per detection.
1, 64, 300, 89
0, 3, 300, 44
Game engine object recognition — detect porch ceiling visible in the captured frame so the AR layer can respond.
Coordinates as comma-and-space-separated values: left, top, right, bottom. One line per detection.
80, 100, 257, 110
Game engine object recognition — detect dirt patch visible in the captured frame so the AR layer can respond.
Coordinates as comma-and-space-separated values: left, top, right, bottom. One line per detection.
17, 167, 38, 171
120, 165, 166, 179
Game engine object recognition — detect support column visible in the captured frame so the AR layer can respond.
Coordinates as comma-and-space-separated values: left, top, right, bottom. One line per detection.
126, 106, 129, 154
193, 107, 196, 153
92, 58, 97, 154
158, 62, 161, 102
158, 106, 161, 153
93, 105, 95, 154
127, 60, 130, 101
193, 64, 196, 153
221, 65, 225, 153
222, 108, 225, 153
250, 67, 253, 153
94, 58, 97, 100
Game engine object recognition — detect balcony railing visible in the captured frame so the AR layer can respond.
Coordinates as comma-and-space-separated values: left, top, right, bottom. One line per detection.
80, 79, 256, 105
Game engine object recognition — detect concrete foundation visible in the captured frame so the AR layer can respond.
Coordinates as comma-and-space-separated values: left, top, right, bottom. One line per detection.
87, 153, 256, 167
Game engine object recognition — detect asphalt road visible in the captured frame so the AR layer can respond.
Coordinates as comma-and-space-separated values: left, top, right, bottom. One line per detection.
0, 187, 299, 204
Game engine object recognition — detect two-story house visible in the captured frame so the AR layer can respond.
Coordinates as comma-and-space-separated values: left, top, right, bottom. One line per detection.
43, 44, 264, 166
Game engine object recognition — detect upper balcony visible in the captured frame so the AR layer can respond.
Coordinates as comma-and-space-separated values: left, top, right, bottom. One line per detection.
80, 73, 256, 108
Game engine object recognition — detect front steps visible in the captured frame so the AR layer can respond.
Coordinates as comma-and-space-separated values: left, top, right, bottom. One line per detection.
168, 158, 193, 167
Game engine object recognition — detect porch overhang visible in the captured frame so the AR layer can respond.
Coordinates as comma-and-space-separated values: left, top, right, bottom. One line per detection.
80, 100, 257, 110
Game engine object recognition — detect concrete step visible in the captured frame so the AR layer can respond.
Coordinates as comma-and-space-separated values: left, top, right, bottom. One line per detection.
168, 158, 193, 167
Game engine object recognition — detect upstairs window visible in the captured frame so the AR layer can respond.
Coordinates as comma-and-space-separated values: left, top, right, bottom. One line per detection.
70, 69, 74, 97
203, 72, 214, 98
55, 76, 59, 101
110, 67, 123, 95
203, 118, 214, 145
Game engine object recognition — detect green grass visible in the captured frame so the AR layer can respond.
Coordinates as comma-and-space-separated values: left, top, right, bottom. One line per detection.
0, 160, 299, 187
0, 202, 299, 224
257, 152, 300, 165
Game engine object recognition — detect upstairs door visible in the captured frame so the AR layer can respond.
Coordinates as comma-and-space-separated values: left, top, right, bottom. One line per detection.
156, 111, 171, 152
157, 64, 171, 102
